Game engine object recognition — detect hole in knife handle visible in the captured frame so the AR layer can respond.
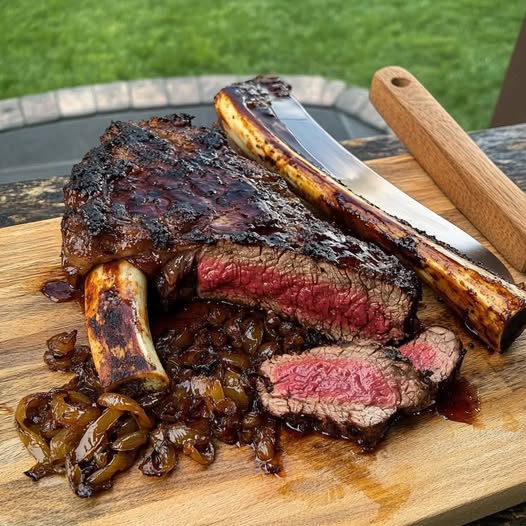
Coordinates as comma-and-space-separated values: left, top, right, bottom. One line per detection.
391, 77, 411, 87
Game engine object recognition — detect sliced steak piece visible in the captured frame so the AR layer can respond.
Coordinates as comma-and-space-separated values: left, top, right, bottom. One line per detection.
62, 114, 420, 343
398, 326, 464, 386
194, 243, 414, 342
258, 342, 433, 448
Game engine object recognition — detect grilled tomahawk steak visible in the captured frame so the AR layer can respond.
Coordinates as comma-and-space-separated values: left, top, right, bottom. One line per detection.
62, 114, 420, 343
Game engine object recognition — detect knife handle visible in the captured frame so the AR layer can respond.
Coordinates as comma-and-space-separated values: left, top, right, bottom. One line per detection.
370, 65, 526, 272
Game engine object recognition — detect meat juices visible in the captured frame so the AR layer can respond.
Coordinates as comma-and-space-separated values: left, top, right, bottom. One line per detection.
62, 114, 420, 344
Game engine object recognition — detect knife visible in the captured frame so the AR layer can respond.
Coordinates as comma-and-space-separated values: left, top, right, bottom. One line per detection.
216, 78, 511, 281
369, 66, 526, 274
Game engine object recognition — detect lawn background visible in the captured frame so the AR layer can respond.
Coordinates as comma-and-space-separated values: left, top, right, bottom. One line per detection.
0, 0, 523, 131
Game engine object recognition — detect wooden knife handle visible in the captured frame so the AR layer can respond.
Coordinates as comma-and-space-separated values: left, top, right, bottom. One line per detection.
370, 65, 526, 272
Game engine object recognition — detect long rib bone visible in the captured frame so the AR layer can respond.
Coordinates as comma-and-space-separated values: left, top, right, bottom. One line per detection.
214, 77, 526, 351
85, 260, 169, 391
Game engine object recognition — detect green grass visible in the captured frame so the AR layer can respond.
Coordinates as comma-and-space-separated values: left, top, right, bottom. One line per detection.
0, 0, 523, 130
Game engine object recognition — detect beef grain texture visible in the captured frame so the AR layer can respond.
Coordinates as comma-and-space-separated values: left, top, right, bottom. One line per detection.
62, 114, 420, 343
258, 341, 434, 448
398, 326, 465, 386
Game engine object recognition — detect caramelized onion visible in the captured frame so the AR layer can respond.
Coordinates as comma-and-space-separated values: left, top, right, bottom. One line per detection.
253, 420, 279, 471
241, 318, 264, 354
225, 316, 243, 348
97, 393, 153, 430
214, 397, 237, 415
73, 408, 123, 463
139, 442, 178, 477
208, 305, 230, 326
115, 416, 139, 438
165, 423, 208, 448
256, 342, 279, 361
191, 377, 224, 400
47, 330, 77, 356
65, 456, 82, 488
112, 430, 149, 451
86, 450, 136, 486
183, 442, 215, 466
50, 391, 100, 427
50, 427, 85, 465
254, 429, 275, 462
24, 462, 56, 481
219, 352, 251, 370
16, 301, 316, 496
93, 448, 110, 469
223, 369, 250, 409
15, 394, 52, 464
139, 426, 178, 477
171, 327, 195, 349
44, 331, 78, 371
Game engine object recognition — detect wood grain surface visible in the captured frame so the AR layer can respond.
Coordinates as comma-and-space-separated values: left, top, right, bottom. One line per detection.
0, 154, 525, 526
370, 67, 526, 272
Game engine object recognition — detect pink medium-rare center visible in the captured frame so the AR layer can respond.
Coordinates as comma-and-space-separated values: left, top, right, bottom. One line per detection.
269, 355, 401, 408
197, 252, 396, 343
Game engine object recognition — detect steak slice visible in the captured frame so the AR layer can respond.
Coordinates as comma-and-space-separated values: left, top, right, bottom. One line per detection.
194, 243, 413, 342
258, 342, 433, 448
62, 114, 420, 343
398, 326, 464, 386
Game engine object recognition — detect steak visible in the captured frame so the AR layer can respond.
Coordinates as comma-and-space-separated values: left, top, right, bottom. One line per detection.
62, 114, 420, 343
258, 342, 433, 448
398, 326, 464, 386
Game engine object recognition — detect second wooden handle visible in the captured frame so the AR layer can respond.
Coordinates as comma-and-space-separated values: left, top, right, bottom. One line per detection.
370, 66, 526, 272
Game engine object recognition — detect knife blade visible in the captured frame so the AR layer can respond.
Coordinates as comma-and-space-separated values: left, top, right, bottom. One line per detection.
221, 85, 511, 281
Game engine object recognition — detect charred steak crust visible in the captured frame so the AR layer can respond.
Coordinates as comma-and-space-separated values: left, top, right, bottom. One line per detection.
62, 114, 420, 342
258, 342, 433, 449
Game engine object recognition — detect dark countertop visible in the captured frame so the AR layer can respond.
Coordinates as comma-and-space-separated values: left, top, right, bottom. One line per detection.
0, 123, 525, 525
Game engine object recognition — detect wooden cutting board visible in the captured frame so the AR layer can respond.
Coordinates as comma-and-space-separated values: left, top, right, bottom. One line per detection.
1, 153, 525, 526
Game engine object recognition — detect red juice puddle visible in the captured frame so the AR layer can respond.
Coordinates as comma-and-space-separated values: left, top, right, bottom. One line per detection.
437, 377, 480, 424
